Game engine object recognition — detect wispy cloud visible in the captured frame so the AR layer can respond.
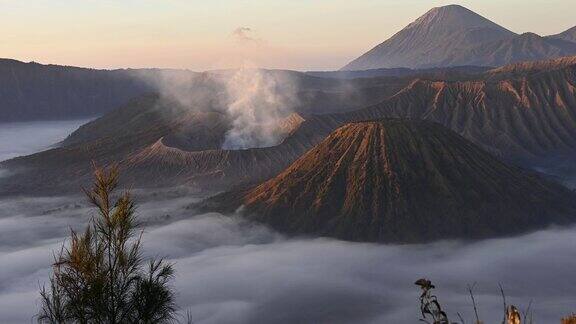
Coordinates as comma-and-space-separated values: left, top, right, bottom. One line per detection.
231, 27, 265, 45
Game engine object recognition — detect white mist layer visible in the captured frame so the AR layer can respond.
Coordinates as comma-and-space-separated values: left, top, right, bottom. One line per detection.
0, 193, 575, 324
0, 119, 91, 162
221, 66, 299, 150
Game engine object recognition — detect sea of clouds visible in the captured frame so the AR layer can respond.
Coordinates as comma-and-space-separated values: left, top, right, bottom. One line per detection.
1, 191, 575, 324
1, 116, 575, 324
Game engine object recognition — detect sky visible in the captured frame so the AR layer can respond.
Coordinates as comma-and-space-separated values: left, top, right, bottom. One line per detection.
1, 0, 575, 71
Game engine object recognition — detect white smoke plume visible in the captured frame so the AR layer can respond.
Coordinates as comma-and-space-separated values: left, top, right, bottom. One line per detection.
138, 65, 301, 150
131, 26, 301, 151
222, 28, 301, 149
221, 64, 300, 150
131, 69, 221, 113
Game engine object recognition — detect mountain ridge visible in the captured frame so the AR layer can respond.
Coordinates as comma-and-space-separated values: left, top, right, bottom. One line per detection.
342, 5, 576, 70
2, 56, 576, 196
320, 56, 576, 163
0, 58, 163, 121
548, 26, 576, 43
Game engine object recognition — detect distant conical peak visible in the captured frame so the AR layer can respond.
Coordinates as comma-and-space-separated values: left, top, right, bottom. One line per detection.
411, 4, 503, 28
429, 4, 473, 13
342, 1, 576, 71
341, 4, 525, 70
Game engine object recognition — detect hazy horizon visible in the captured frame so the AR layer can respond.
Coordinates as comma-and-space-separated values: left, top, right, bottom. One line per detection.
2, 2, 576, 322
2, 0, 575, 71
0, 119, 90, 162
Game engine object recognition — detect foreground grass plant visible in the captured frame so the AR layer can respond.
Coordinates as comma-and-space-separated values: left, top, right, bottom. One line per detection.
416, 279, 576, 324
38, 164, 176, 323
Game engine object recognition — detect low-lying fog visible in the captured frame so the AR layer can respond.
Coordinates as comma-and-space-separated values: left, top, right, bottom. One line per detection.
1, 191, 575, 324
0, 119, 90, 162
1, 121, 575, 324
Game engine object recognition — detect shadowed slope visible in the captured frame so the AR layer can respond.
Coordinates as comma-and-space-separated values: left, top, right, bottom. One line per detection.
548, 26, 576, 43
440, 33, 576, 67
0, 59, 197, 121
215, 120, 576, 243
2, 57, 576, 196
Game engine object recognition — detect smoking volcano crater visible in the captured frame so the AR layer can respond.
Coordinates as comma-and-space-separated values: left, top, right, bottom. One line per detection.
161, 67, 305, 151
0, 67, 314, 195
155, 107, 305, 152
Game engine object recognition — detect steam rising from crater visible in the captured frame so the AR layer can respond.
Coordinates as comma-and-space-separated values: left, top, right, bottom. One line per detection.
140, 63, 301, 151
221, 65, 299, 150
222, 28, 298, 150
136, 26, 301, 151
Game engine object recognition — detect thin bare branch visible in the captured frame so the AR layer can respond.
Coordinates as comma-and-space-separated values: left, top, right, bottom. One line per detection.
467, 283, 480, 324
498, 283, 507, 324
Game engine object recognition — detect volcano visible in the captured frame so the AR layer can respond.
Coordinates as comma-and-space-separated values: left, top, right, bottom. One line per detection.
211, 120, 576, 243
342, 5, 576, 70
342, 5, 515, 70
3, 57, 576, 196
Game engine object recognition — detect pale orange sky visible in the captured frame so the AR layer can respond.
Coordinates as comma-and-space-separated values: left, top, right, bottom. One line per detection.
1, 0, 575, 71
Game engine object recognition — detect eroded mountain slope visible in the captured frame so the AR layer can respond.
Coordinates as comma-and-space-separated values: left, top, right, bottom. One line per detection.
208, 120, 576, 242
2, 57, 576, 195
